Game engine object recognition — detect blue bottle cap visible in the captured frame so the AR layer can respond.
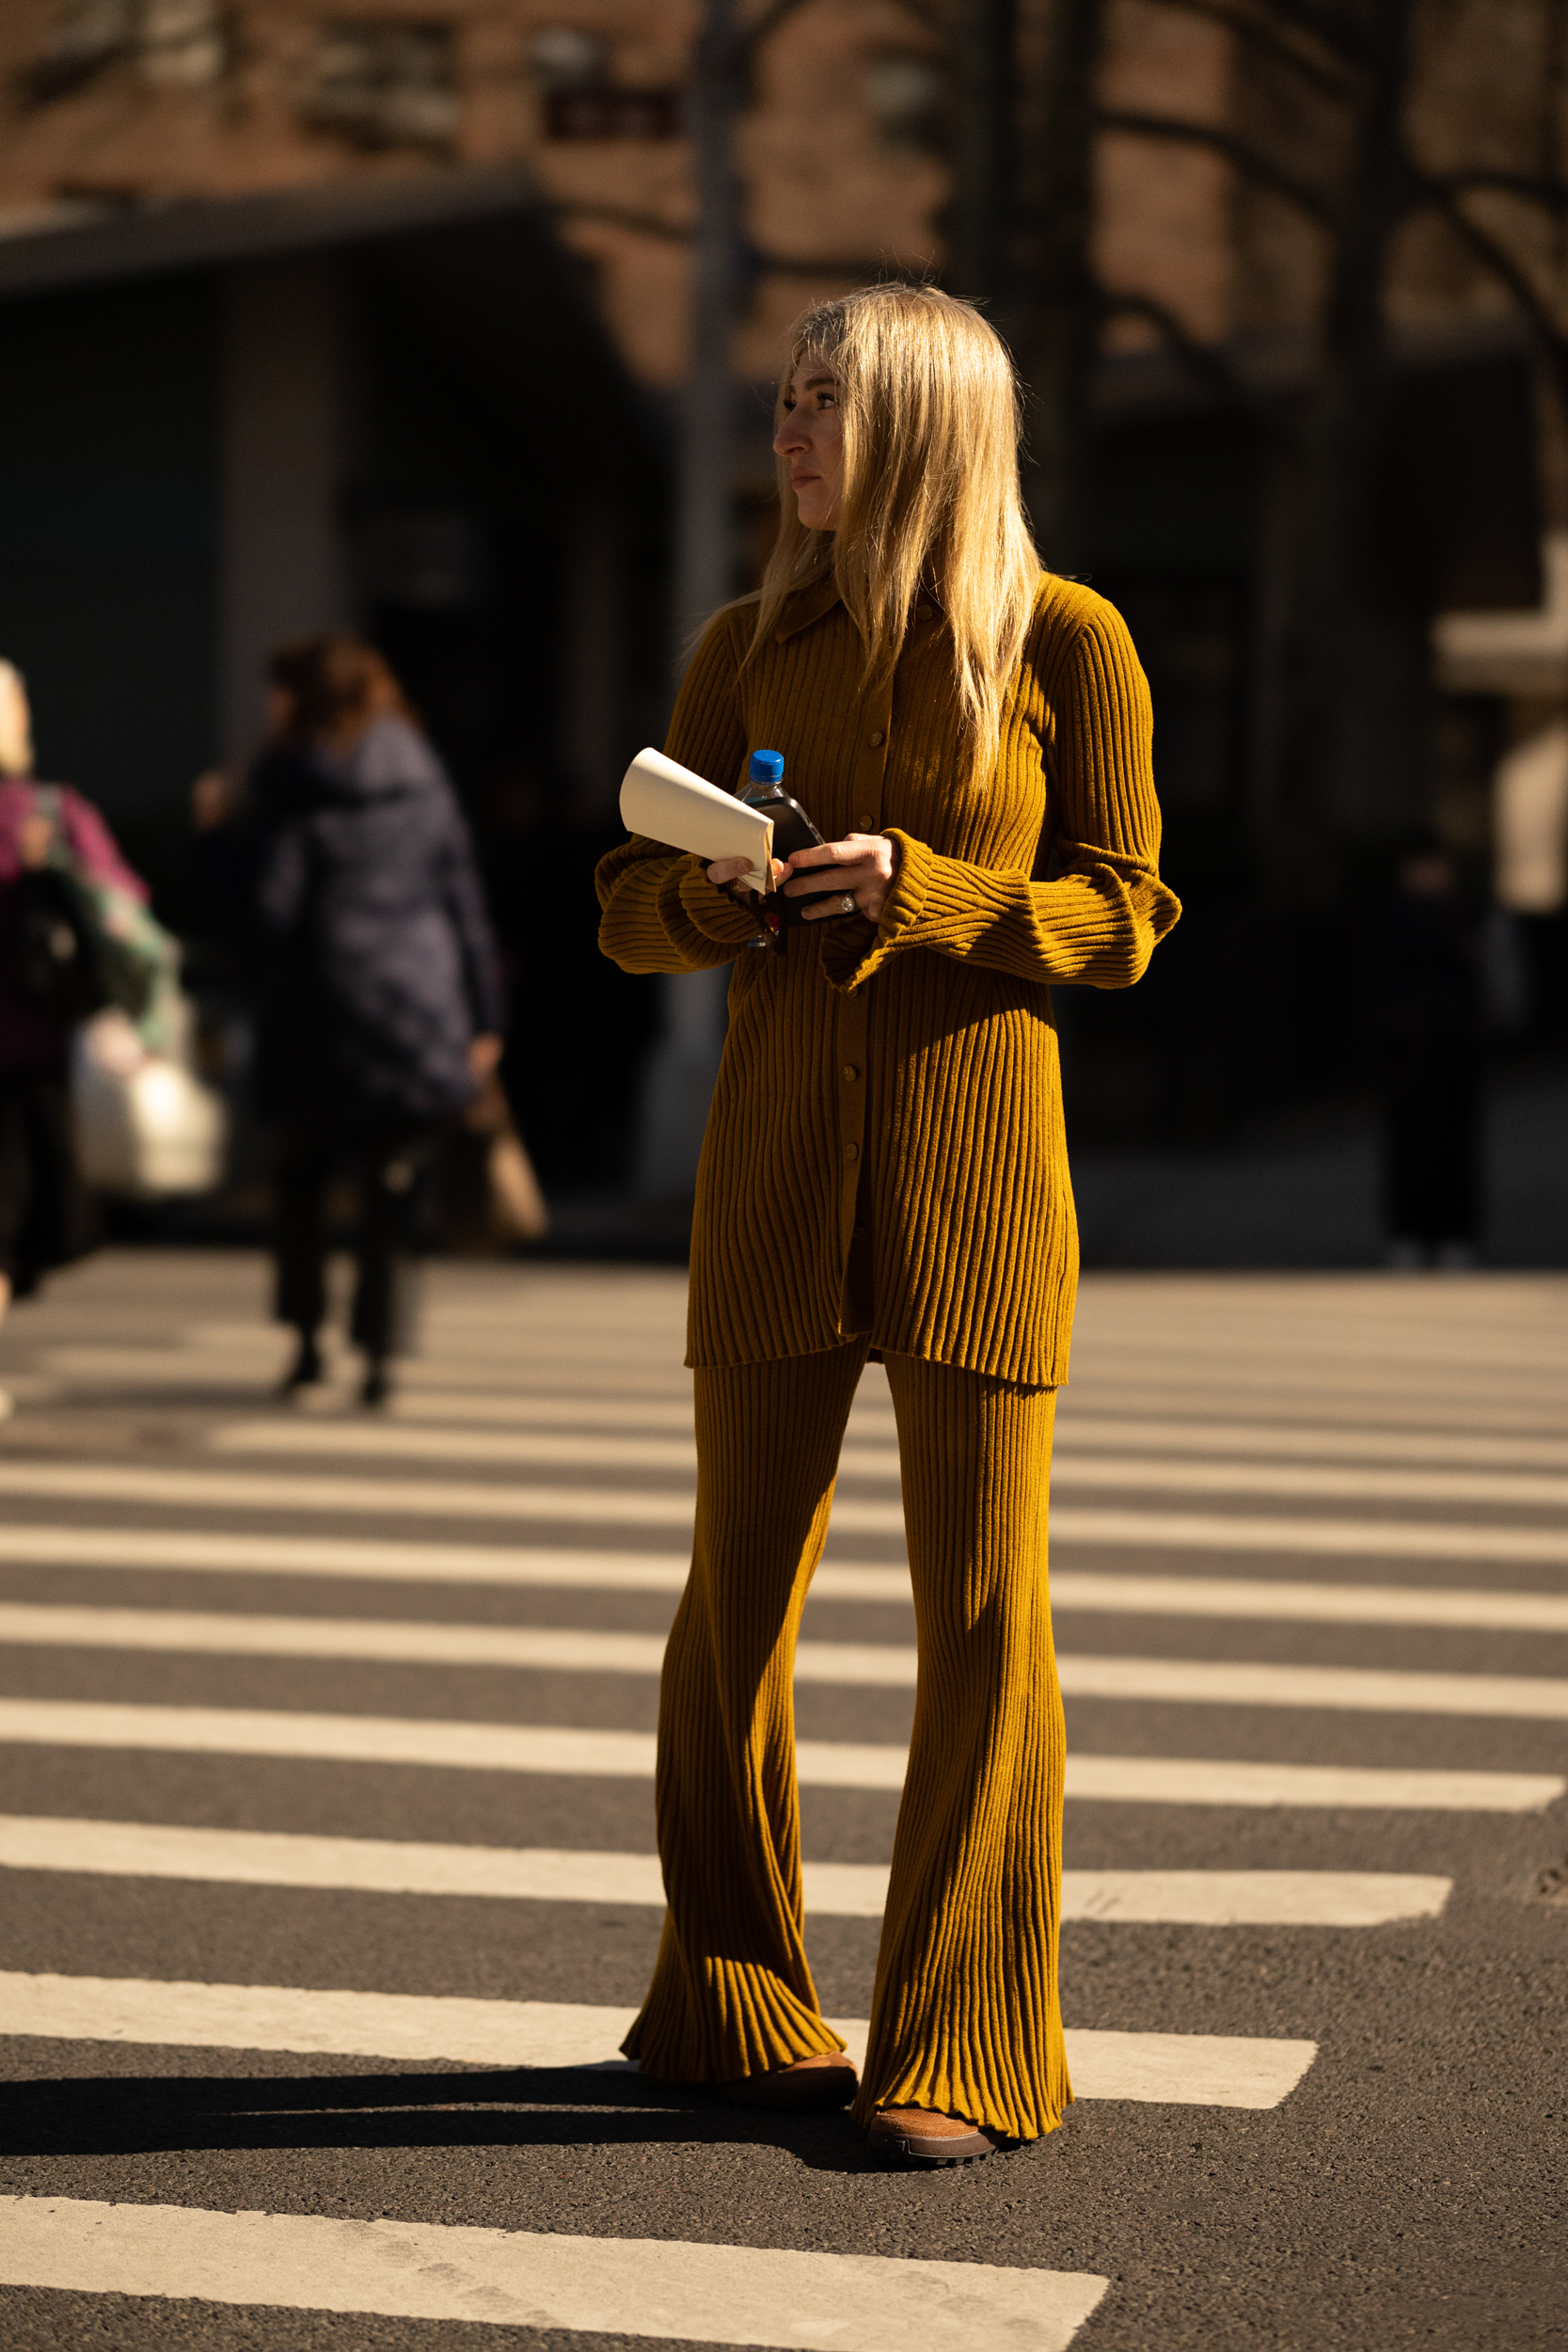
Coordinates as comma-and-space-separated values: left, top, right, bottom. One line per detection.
749, 748, 784, 785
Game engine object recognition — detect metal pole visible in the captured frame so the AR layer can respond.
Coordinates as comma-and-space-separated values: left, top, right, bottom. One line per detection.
674, 0, 742, 642
635, 0, 743, 1201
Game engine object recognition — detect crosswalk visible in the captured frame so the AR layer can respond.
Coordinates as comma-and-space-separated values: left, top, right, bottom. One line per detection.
5, 1698, 1557, 1807
7, 1599, 1568, 1714
2, 1256, 1565, 2347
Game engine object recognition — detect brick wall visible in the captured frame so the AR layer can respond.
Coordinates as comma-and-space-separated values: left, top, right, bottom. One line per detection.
1, 1, 1560, 405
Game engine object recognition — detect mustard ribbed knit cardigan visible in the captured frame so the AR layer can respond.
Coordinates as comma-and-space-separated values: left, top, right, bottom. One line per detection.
595, 569, 1180, 1386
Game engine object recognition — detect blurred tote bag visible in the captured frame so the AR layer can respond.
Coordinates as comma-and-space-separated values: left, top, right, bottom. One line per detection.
71, 1001, 228, 1200
440, 1074, 548, 1253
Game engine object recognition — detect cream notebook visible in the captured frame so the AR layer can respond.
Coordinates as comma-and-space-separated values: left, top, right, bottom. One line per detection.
619, 749, 775, 895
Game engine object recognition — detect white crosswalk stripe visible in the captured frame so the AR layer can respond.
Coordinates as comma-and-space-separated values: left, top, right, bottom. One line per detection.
0, 1816, 1453, 1922
251, 1391, 1568, 1470
207, 1415, 1568, 1507
0, 2196, 1113, 2348
10, 1465, 1568, 1581
1055, 1654, 1568, 1717
13, 1514, 1568, 1584
0, 1460, 724, 1525
9, 1454, 1568, 1566
0, 1524, 706, 1587
40, 1342, 696, 1399
7, 1600, 1568, 1715
0, 1974, 1320, 2106
4, 1698, 1559, 1809
7, 1518, 1568, 1628
1051, 1572, 1568, 1631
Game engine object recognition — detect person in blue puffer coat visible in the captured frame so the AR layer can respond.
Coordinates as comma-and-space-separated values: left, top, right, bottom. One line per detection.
216, 634, 505, 1405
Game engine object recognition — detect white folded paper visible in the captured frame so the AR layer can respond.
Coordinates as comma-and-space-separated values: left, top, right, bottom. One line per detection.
619, 748, 774, 894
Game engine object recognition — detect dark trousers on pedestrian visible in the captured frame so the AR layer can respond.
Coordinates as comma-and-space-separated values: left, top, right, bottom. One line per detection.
1381, 1047, 1481, 1249
0, 1062, 97, 1295
273, 1125, 440, 1361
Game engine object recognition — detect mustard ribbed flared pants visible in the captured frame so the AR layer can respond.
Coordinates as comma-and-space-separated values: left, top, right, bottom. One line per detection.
621, 1339, 1072, 2143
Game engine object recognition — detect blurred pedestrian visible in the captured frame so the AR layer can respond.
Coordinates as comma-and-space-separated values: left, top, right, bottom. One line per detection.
1368, 834, 1486, 1267
597, 285, 1180, 2164
0, 659, 154, 1400
202, 635, 504, 1406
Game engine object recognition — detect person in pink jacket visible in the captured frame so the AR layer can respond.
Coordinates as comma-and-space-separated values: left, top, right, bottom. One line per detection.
0, 661, 150, 1386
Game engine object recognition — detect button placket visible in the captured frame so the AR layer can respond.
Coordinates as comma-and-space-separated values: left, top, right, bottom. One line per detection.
855, 689, 893, 836
836, 990, 870, 1274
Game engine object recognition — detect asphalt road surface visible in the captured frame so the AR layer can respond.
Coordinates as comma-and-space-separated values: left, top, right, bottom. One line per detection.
0, 1249, 1564, 2351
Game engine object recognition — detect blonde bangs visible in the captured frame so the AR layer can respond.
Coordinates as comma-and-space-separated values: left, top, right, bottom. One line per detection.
752, 284, 1041, 777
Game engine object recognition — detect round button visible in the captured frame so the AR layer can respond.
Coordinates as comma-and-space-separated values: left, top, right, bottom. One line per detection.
857, 814, 873, 828
842, 1064, 859, 1082
867, 729, 884, 747
845, 1141, 860, 1161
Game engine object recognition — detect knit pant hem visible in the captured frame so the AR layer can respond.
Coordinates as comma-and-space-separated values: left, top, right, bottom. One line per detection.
621, 1953, 846, 2082
850, 2053, 1074, 2142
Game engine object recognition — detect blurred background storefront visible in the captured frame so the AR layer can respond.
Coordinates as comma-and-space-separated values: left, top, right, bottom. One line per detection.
0, 0, 1564, 1262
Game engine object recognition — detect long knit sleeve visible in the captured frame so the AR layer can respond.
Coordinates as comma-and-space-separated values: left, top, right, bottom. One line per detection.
824, 603, 1180, 997
592, 568, 1178, 1386
596, 612, 764, 974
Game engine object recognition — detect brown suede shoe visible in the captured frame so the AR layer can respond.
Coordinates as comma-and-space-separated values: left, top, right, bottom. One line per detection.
721, 2053, 860, 2112
867, 2106, 1004, 2166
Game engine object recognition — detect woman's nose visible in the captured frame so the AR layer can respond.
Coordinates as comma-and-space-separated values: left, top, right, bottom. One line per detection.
773, 417, 806, 455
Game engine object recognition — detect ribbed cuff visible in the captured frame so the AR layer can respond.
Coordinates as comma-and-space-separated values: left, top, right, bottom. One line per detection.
819, 828, 932, 993
677, 855, 769, 946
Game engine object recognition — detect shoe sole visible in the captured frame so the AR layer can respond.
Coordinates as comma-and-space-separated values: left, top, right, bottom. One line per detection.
867, 2126, 1003, 2167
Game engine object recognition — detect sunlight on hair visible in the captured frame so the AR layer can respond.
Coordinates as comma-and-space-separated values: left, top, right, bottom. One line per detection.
751, 284, 1042, 779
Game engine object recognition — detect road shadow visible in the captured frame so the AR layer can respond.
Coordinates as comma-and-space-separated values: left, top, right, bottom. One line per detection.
0, 2066, 879, 2173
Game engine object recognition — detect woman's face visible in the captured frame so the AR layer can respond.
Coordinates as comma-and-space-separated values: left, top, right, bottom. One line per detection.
773, 354, 844, 532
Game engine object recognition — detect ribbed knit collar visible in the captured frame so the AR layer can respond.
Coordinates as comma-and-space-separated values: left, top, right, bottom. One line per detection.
774, 571, 955, 644
773, 570, 844, 642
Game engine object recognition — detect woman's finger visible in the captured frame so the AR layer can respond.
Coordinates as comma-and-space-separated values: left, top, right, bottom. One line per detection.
781, 861, 874, 898
801, 892, 872, 922
786, 838, 869, 872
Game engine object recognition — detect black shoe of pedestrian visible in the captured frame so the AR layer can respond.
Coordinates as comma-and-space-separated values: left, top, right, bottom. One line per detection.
360, 1359, 391, 1408
279, 1335, 324, 1396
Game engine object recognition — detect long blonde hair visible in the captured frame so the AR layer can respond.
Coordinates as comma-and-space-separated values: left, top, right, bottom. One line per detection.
752, 284, 1041, 774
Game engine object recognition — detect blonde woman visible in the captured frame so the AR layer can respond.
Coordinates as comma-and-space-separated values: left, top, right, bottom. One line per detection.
596, 285, 1180, 2166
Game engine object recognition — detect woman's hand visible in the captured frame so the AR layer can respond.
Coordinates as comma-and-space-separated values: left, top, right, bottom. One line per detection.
190, 768, 240, 834
467, 1032, 504, 1083
16, 813, 51, 870
783, 833, 898, 924
706, 854, 790, 902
